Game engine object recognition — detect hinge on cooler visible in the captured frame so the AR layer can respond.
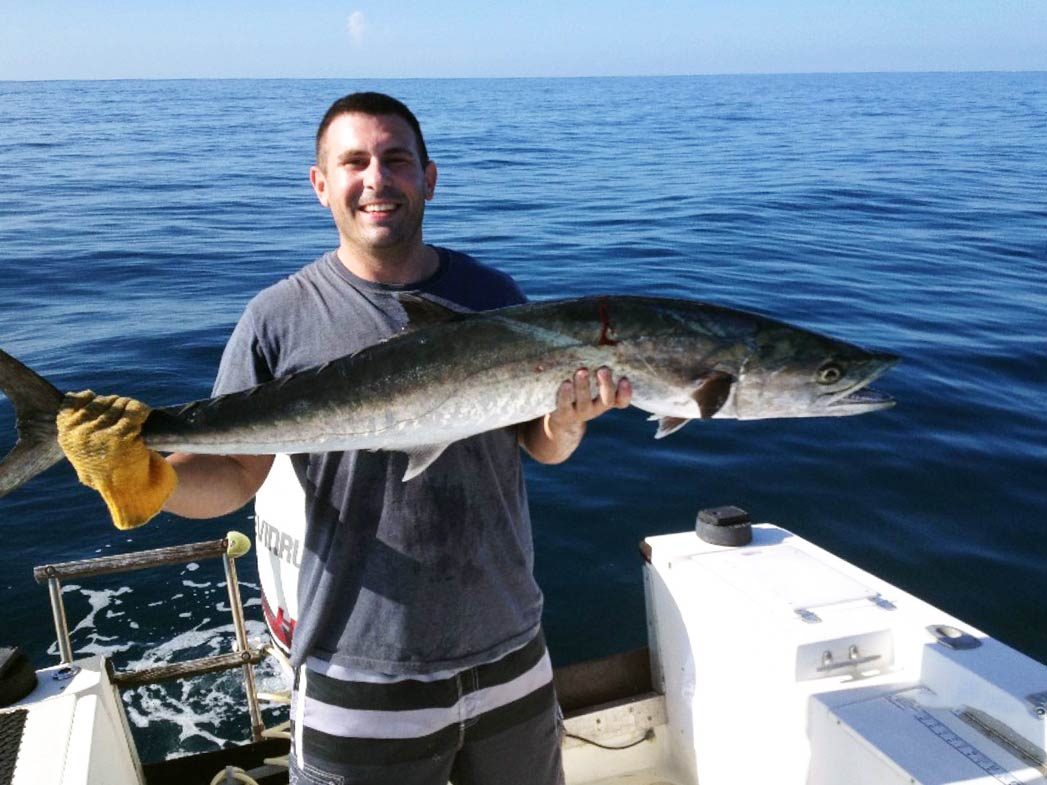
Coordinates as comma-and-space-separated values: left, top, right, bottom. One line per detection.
871, 594, 897, 611
795, 608, 822, 624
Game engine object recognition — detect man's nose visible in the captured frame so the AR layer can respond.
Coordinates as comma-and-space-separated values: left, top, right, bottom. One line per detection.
364, 158, 390, 189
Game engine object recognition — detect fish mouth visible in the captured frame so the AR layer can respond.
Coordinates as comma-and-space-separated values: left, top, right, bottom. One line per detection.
823, 355, 899, 414
828, 387, 896, 412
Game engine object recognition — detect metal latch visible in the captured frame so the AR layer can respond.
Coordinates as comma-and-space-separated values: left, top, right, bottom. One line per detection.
796, 629, 894, 681
817, 645, 882, 673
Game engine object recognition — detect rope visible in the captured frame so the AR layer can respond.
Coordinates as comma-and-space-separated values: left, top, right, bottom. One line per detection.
564, 727, 656, 750
208, 767, 259, 785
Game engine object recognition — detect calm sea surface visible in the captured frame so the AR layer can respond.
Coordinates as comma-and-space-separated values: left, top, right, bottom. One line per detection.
1, 73, 1045, 760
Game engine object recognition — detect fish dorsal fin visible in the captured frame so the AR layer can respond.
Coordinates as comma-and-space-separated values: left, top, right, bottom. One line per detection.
401, 442, 454, 481
396, 293, 473, 331
651, 416, 692, 439
693, 371, 734, 419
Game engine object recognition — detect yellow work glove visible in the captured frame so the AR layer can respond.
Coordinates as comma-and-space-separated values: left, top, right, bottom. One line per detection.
57, 391, 177, 530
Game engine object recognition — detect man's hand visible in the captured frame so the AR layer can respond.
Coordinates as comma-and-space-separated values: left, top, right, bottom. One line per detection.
520, 367, 632, 464
57, 391, 177, 530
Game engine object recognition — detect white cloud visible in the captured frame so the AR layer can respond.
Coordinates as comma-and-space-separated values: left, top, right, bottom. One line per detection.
347, 11, 366, 45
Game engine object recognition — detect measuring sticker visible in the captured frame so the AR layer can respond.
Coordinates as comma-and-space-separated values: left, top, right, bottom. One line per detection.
887, 694, 1024, 785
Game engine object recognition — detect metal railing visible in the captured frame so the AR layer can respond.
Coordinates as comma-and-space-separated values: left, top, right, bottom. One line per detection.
33, 533, 266, 742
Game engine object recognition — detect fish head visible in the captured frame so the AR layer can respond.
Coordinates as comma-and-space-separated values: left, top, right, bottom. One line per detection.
731, 325, 899, 419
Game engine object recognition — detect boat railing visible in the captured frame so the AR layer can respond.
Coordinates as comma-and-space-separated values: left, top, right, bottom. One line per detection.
33, 532, 269, 744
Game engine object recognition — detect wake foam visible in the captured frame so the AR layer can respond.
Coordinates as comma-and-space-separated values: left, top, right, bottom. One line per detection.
52, 559, 290, 762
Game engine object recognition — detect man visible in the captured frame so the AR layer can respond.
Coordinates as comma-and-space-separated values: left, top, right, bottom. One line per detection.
58, 92, 630, 785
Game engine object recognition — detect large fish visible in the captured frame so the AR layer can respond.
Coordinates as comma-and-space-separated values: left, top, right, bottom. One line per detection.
0, 295, 897, 493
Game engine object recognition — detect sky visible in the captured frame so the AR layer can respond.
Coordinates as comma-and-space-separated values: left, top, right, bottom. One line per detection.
1, 0, 1045, 81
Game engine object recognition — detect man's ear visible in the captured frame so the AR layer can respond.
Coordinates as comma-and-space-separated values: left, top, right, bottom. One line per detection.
310, 165, 329, 207
424, 160, 437, 201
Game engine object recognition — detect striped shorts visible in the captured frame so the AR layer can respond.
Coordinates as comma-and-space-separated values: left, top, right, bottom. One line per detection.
289, 631, 564, 785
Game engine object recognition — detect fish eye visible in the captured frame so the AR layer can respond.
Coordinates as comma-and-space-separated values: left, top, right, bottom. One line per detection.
816, 362, 844, 385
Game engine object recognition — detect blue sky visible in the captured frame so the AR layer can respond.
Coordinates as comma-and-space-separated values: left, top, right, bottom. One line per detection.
2, 1, 1045, 80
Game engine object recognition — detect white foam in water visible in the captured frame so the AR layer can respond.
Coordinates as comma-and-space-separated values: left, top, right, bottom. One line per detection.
50, 585, 137, 658
55, 573, 291, 760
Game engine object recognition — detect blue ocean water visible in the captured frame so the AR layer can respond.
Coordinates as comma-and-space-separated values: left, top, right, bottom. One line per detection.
1, 73, 1045, 761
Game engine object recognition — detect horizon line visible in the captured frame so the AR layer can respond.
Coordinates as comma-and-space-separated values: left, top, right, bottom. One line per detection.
3, 68, 1045, 84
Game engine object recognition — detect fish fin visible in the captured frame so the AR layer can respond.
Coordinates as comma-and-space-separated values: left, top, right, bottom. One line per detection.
0, 348, 66, 497
653, 416, 692, 439
396, 294, 473, 331
693, 371, 734, 419
401, 442, 453, 482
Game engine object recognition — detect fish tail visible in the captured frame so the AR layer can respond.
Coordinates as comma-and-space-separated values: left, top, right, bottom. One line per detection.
0, 348, 65, 497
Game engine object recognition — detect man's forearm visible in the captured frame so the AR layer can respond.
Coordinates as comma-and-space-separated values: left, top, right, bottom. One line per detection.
164, 453, 274, 519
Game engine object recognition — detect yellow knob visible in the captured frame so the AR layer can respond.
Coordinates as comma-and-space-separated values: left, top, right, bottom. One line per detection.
225, 531, 252, 558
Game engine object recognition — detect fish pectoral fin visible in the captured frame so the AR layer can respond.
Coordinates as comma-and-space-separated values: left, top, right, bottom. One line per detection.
693, 371, 734, 419
650, 415, 692, 439
396, 293, 473, 331
400, 442, 454, 482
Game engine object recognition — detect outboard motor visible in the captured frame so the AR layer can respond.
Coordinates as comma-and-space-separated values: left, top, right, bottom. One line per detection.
253, 454, 306, 656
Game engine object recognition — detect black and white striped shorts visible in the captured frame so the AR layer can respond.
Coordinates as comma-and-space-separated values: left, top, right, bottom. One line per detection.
290, 631, 564, 785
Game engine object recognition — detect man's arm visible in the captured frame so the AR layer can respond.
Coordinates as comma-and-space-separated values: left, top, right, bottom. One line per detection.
519, 367, 632, 464
165, 452, 274, 519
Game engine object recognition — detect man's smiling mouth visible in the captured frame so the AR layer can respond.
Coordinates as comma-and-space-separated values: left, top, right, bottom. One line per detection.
359, 202, 399, 214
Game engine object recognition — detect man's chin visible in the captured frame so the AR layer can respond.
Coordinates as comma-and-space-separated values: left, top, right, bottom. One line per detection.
359, 221, 424, 248
352, 224, 400, 245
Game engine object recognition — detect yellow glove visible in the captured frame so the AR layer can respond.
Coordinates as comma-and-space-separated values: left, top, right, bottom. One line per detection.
57, 391, 177, 530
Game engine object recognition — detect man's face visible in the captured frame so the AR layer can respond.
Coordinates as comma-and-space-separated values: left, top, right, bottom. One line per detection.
310, 112, 437, 257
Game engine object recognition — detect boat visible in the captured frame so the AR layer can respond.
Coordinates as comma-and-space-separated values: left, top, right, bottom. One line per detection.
4, 498, 1047, 784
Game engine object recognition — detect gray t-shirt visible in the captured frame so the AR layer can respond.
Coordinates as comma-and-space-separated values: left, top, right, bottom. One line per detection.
213, 248, 543, 674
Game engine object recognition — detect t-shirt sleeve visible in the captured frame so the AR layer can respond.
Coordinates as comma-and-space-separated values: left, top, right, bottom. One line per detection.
211, 306, 274, 396
480, 261, 527, 308
434, 249, 528, 310
504, 274, 527, 306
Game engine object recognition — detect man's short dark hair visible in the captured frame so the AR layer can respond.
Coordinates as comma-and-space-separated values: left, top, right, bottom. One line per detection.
315, 92, 429, 168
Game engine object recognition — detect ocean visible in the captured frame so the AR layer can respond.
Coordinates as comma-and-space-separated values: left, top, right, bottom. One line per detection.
1, 72, 1045, 762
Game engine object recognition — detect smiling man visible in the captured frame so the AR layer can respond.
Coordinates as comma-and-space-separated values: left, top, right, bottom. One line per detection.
310, 103, 439, 283
57, 92, 630, 785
